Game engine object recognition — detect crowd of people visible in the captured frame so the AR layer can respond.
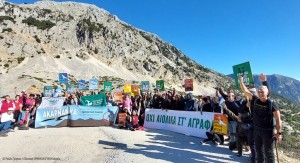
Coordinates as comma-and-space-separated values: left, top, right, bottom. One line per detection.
0, 73, 282, 163
0, 92, 41, 136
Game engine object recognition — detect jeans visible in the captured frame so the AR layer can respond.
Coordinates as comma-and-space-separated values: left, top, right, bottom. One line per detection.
228, 121, 237, 143
254, 127, 275, 163
0, 120, 12, 132
247, 127, 257, 163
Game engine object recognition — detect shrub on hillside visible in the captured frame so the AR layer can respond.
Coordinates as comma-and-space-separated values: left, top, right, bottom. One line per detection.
0, 16, 16, 23
22, 17, 55, 30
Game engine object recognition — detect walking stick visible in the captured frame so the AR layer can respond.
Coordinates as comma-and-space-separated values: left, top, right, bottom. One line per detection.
275, 140, 280, 163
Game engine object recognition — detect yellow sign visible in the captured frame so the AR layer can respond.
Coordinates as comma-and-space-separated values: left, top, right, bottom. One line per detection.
213, 114, 228, 135
124, 83, 131, 93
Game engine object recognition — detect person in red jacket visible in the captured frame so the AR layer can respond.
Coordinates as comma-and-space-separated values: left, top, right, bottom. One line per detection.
0, 95, 14, 115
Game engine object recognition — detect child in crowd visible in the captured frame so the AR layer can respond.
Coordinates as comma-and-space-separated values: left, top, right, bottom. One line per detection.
123, 94, 132, 115
131, 110, 139, 130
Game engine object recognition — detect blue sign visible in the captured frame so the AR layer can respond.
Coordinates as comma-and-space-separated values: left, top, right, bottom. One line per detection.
53, 86, 62, 97
35, 106, 118, 128
59, 73, 68, 83
89, 79, 98, 90
78, 80, 86, 90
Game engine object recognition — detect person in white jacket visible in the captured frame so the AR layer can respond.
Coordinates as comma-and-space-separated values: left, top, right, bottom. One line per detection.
0, 107, 15, 136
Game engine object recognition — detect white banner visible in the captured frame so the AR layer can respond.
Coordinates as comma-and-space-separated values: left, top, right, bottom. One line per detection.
39, 97, 65, 110
144, 109, 215, 138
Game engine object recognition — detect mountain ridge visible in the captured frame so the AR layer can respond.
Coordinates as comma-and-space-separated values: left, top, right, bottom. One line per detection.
228, 74, 300, 104
0, 1, 232, 96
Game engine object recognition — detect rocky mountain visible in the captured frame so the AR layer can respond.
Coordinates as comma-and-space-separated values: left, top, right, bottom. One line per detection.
0, 1, 233, 96
228, 74, 300, 104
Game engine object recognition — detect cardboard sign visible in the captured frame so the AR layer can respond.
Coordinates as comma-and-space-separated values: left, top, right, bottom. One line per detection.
66, 84, 75, 94
213, 114, 228, 135
44, 86, 53, 97
131, 85, 140, 96
233, 61, 254, 88
113, 92, 123, 103
156, 80, 165, 91
184, 79, 193, 91
89, 79, 99, 90
124, 83, 132, 93
118, 113, 127, 127
59, 73, 68, 83
78, 80, 86, 90
141, 81, 150, 91
104, 82, 113, 92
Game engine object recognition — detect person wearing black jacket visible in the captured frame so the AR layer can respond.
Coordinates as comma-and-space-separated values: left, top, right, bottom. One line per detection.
217, 87, 240, 146
239, 74, 282, 163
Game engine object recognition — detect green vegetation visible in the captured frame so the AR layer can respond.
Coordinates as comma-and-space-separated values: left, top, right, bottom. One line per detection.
4, 63, 9, 68
0, 16, 15, 23
34, 35, 41, 43
22, 17, 55, 30
165, 63, 177, 73
17, 57, 25, 64
54, 55, 60, 59
2, 28, 12, 33
81, 18, 103, 32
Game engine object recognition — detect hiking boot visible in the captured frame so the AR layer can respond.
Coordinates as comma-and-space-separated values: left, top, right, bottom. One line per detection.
8, 128, 15, 132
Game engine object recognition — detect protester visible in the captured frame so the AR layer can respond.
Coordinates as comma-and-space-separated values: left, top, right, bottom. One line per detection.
201, 97, 213, 112
0, 95, 14, 115
13, 95, 23, 127
200, 126, 223, 145
24, 94, 36, 111
160, 94, 169, 111
194, 95, 203, 111
171, 94, 185, 110
217, 87, 240, 147
131, 110, 139, 131
239, 76, 282, 163
70, 93, 79, 105
123, 94, 132, 115
184, 93, 195, 111
0, 107, 15, 136
18, 107, 32, 130
150, 94, 161, 109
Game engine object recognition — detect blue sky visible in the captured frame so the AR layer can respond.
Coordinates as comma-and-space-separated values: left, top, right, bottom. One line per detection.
9, 0, 300, 80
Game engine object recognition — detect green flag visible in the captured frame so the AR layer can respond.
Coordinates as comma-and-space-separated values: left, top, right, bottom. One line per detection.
156, 80, 165, 91
233, 61, 254, 88
104, 82, 113, 92
80, 94, 107, 106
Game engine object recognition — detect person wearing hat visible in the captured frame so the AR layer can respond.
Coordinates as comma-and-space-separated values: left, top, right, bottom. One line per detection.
0, 107, 15, 136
